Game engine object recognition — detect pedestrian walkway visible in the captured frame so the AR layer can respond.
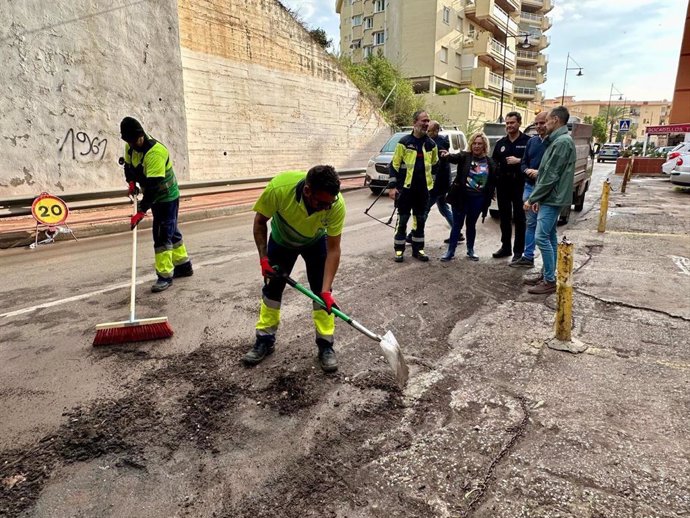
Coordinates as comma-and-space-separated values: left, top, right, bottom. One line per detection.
0, 176, 366, 249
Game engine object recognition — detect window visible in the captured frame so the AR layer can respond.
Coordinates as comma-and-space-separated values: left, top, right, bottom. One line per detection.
457, 16, 463, 31
374, 31, 385, 45
440, 46, 448, 63
374, 0, 385, 13
352, 14, 362, 26
351, 39, 361, 49
364, 46, 373, 58
455, 52, 462, 68
443, 7, 450, 24
364, 16, 373, 29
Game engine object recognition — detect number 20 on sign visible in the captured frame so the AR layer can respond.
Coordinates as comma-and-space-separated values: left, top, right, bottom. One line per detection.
31, 193, 69, 226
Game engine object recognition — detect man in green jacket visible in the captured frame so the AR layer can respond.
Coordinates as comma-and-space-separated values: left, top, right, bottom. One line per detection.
523, 106, 575, 294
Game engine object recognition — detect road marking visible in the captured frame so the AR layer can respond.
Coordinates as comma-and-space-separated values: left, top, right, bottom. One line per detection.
670, 255, 690, 276
0, 219, 383, 320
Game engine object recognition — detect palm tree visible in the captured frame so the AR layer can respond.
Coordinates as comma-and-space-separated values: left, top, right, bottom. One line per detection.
599, 106, 627, 143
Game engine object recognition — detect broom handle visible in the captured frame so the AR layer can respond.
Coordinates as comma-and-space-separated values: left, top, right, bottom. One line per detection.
129, 197, 138, 322
284, 275, 380, 342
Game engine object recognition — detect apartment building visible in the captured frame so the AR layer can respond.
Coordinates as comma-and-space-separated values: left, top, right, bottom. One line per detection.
335, 0, 552, 104
544, 97, 672, 141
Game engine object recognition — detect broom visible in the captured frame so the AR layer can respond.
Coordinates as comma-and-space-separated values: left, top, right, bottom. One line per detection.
93, 195, 173, 346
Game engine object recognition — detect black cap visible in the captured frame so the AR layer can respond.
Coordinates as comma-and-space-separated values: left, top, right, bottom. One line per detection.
120, 117, 145, 142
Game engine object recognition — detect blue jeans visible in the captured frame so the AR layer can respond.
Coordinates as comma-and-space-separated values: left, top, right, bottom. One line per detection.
535, 204, 560, 283
522, 183, 537, 260
428, 191, 454, 228
446, 195, 484, 256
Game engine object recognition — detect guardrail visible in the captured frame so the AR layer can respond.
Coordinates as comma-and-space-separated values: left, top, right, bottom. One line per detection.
0, 168, 366, 218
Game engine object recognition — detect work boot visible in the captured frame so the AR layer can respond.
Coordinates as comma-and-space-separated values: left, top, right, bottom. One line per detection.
173, 262, 194, 278
492, 247, 512, 259
467, 250, 479, 261
523, 272, 544, 286
527, 280, 557, 295
151, 278, 173, 293
242, 337, 275, 366
510, 256, 535, 268
394, 250, 404, 263
317, 340, 338, 373
412, 250, 429, 262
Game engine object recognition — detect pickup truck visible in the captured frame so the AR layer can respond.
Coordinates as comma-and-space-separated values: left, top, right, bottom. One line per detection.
484, 120, 594, 224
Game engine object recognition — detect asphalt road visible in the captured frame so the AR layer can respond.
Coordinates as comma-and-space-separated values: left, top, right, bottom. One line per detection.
2, 162, 689, 518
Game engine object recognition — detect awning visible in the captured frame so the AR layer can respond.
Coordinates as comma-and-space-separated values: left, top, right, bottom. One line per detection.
645, 123, 690, 135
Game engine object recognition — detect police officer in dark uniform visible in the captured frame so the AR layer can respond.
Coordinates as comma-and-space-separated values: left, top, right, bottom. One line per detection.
491, 111, 531, 262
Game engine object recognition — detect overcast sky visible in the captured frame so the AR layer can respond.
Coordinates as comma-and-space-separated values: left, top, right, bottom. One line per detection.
280, 0, 686, 103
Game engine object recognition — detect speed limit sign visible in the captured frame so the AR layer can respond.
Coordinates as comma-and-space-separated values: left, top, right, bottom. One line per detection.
31, 193, 69, 226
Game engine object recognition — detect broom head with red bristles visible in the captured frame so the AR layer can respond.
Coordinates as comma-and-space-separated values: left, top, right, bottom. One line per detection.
93, 316, 173, 346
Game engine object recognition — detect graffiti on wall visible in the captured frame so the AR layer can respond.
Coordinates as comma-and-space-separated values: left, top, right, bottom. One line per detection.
58, 128, 108, 161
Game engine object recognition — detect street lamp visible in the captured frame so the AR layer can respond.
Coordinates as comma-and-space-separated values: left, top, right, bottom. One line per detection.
498, 32, 531, 122
560, 52, 584, 105
605, 83, 624, 142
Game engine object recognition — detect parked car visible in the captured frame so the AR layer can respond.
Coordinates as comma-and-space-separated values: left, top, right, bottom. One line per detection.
662, 153, 690, 175
364, 129, 467, 195
597, 143, 622, 162
656, 145, 676, 157
669, 161, 690, 186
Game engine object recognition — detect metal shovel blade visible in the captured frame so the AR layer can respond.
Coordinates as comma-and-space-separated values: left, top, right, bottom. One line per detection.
379, 330, 409, 387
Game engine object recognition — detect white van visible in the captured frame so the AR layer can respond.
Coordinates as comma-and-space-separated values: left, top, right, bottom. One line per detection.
364, 129, 467, 194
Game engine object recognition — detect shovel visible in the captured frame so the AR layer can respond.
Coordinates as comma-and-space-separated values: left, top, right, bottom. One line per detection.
284, 275, 409, 387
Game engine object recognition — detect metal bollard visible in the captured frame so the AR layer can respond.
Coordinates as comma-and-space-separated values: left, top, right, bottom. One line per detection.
597, 179, 611, 233
554, 236, 574, 341
621, 158, 634, 193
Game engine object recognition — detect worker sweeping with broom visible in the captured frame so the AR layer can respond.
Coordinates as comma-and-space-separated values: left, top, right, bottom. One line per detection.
120, 116, 193, 292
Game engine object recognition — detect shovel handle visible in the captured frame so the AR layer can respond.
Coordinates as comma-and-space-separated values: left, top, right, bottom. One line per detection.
283, 276, 351, 323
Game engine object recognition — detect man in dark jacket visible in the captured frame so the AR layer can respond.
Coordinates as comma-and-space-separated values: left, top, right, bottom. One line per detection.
510, 110, 548, 268
491, 111, 531, 262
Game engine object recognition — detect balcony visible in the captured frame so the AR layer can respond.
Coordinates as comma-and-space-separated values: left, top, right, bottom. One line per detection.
465, 31, 516, 70
464, 0, 519, 37
513, 85, 537, 99
519, 11, 552, 30
521, 0, 553, 13
460, 66, 513, 94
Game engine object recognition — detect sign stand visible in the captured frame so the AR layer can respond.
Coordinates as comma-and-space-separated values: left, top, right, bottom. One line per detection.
29, 192, 78, 249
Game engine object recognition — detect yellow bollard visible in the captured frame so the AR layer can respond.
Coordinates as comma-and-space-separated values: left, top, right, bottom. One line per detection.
621, 158, 634, 193
554, 237, 574, 341
597, 179, 611, 233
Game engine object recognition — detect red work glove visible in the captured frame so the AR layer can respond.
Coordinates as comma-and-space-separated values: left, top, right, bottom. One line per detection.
127, 181, 140, 195
130, 211, 145, 230
260, 256, 277, 279
320, 291, 339, 314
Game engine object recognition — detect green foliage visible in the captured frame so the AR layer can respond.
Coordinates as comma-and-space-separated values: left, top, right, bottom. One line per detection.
469, 87, 492, 99
308, 28, 331, 50
584, 115, 608, 143
438, 88, 460, 96
460, 117, 484, 138
338, 54, 423, 127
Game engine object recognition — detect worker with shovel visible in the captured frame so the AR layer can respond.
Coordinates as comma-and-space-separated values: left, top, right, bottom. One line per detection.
244, 165, 345, 372
120, 116, 193, 293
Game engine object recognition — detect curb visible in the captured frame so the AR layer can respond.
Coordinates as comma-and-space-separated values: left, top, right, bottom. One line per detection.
0, 183, 367, 250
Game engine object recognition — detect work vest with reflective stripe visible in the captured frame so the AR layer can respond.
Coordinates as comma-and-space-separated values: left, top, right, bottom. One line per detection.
388, 133, 438, 190
124, 137, 179, 205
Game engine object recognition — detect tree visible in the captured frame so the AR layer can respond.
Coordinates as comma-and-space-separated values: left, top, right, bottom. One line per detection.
584, 115, 607, 143
338, 54, 423, 127
599, 106, 627, 142
308, 28, 331, 50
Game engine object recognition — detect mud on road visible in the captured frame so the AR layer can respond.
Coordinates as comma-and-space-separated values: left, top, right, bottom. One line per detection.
0, 254, 526, 517
2, 192, 690, 518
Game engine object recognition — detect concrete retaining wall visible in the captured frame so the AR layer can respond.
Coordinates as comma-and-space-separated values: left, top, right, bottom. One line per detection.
0, 1, 189, 197
0, 0, 390, 196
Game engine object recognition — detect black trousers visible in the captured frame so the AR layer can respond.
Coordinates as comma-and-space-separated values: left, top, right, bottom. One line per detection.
496, 179, 526, 257
394, 187, 428, 253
